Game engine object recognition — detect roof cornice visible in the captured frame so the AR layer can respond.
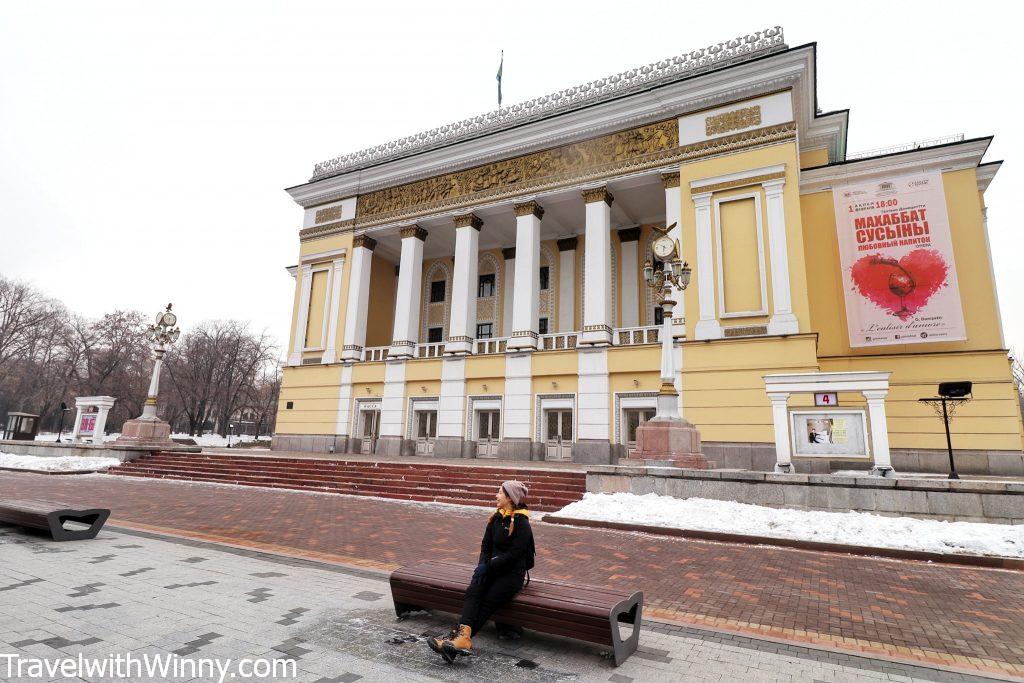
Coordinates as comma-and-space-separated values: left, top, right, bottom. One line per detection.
288, 45, 822, 209
308, 27, 786, 183
798, 137, 992, 195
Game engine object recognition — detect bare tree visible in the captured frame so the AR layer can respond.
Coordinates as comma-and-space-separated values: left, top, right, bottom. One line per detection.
0, 277, 59, 387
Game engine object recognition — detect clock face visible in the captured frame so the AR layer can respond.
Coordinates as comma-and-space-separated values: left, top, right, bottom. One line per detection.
653, 236, 675, 259
161, 312, 177, 327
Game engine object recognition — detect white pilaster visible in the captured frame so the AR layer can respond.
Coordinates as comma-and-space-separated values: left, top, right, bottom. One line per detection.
557, 238, 576, 332
379, 360, 407, 438
322, 258, 346, 364
663, 171, 685, 337
390, 225, 427, 359
70, 406, 83, 441
92, 405, 111, 445
501, 248, 516, 337
768, 392, 792, 472
508, 202, 543, 351
341, 236, 376, 362
692, 192, 722, 340
618, 228, 640, 329
289, 263, 313, 366
582, 188, 613, 345
438, 357, 467, 438
335, 363, 354, 440
577, 347, 610, 441
503, 352, 533, 439
446, 214, 482, 355
764, 179, 799, 335
864, 389, 894, 476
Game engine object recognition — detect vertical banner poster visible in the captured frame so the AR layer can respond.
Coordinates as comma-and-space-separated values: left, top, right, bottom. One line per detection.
833, 171, 966, 347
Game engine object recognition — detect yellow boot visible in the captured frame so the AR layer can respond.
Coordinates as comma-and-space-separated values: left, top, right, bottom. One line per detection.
442, 624, 473, 659
427, 625, 459, 663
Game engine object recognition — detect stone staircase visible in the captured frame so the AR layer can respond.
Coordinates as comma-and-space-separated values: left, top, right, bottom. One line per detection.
108, 453, 586, 512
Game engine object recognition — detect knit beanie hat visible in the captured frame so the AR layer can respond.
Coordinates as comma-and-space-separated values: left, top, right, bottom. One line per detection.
501, 480, 529, 507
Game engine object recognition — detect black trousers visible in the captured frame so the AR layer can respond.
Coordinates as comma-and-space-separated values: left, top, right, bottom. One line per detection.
459, 570, 525, 634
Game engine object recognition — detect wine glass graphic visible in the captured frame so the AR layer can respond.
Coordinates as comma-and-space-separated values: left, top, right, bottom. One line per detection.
878, 257, 916, 319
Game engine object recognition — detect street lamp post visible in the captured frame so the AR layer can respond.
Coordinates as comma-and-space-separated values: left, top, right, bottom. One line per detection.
114, 304, 182, 449
642, 223, 692, 420
632, 223, 712, 469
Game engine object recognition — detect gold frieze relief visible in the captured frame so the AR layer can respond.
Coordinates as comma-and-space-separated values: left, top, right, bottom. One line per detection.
705, 105, 762, 136
356, 119, 678, 223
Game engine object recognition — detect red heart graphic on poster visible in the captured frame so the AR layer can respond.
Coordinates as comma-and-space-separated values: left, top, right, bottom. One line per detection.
849, 249, 949, 320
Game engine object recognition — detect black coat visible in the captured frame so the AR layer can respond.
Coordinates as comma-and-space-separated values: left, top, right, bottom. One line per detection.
478, 510, 535, 576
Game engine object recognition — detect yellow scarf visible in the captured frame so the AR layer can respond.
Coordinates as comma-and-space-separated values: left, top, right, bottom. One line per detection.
494, 507, 530, 535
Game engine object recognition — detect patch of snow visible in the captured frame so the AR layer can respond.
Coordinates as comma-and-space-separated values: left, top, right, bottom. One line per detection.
0, 451, 121, 472
556, 492, 1024, 558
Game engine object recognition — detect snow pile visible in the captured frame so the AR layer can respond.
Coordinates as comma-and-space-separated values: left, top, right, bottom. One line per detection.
556, 492, 1024, 558
0, 451, 121, 472
177, 433, 271, 448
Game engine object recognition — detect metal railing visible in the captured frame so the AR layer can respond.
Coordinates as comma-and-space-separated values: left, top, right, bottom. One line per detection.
614, 326, 660, 346
845, 134, 964, 161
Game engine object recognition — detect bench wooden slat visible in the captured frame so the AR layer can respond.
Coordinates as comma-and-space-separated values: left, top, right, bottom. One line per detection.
390, 560, 642, 666
0, 499, 110, 542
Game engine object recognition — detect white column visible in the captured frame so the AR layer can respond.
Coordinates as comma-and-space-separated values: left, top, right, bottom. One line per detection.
675, 342, 685, 414
578, 348, 610, 445
321, 258, 346, 364
503, 352, 533, 439
768, 392, 792, 473
864, 389, 894, 476
508, 201, 543, 351
692, 192, 722, 340
288, 263, 313, 366
341, 236, 376, 362
335, 363, 354, 449
379, 359, 407, 440
390, 225, 428, 359
557, 238, 576, 332
501, 248, 516, 337
437, 357, 467, 454
764, 179, 799, 335
581, 188, 613, 346
618, 228, 640, 328
70, 405, 84, 442
663, 171, 685, 338
446, 213, 482, 355
93, 403, 112, 445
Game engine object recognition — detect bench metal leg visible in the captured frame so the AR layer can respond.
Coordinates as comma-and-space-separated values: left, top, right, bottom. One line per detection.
393, 601, 422, 619
45, 509, 110, 542
609, 592, 643, 666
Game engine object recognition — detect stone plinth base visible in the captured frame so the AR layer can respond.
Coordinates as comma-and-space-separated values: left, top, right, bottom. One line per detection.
113, 417, 178, 450
633, 418, 713, 469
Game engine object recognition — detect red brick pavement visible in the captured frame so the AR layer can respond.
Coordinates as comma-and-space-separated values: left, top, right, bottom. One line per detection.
3, 471, 1024, 679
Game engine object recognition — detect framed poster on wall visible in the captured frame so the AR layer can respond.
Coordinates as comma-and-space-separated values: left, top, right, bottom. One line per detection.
790, 410, 870, 459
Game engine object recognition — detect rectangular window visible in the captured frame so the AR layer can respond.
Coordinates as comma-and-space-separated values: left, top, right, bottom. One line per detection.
430, 280, 446, 303
539, 266, 550, 291
653, 307, 664, 326
476, 323, 493, 339
538, 318, 549, 335
477, 273, 495, 298
427, 327, 443, 343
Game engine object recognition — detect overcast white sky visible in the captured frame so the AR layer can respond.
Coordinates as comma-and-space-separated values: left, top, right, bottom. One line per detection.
1, 1, 1020, 357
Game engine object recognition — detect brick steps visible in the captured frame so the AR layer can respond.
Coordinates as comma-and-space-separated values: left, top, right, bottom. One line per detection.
109, 453, 586, 512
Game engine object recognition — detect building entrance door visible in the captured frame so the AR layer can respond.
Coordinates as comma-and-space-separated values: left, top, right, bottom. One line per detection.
359, 409, 380, 454
624, 408, 656, 453
544, 409, 573, 461
476, 410, 500, 458
415, 410, 437, 455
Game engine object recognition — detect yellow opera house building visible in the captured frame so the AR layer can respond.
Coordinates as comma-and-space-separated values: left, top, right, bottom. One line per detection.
273, 27, 1024, 475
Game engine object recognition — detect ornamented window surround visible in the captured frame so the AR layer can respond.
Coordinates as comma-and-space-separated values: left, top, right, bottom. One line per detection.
420, 260, 453, 344
477, 251, 501, 334
713, 190, 769, 319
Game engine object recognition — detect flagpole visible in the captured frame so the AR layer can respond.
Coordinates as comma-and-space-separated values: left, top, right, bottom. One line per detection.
496, 50, 504, 109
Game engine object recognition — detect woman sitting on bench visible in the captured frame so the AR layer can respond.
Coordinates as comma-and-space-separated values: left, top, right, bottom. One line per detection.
428, 479, 535, 663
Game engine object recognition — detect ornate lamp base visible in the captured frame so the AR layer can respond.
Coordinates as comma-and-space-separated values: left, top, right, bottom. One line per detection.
628, 416, 714, 469
113, 416, 177, 450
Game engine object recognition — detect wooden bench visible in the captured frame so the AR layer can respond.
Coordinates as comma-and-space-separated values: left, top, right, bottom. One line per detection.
0, 499, 110, 541
390, 561, 642, 666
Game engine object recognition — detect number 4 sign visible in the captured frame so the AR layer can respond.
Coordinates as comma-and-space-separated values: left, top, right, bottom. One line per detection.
814, 392, 839, 407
